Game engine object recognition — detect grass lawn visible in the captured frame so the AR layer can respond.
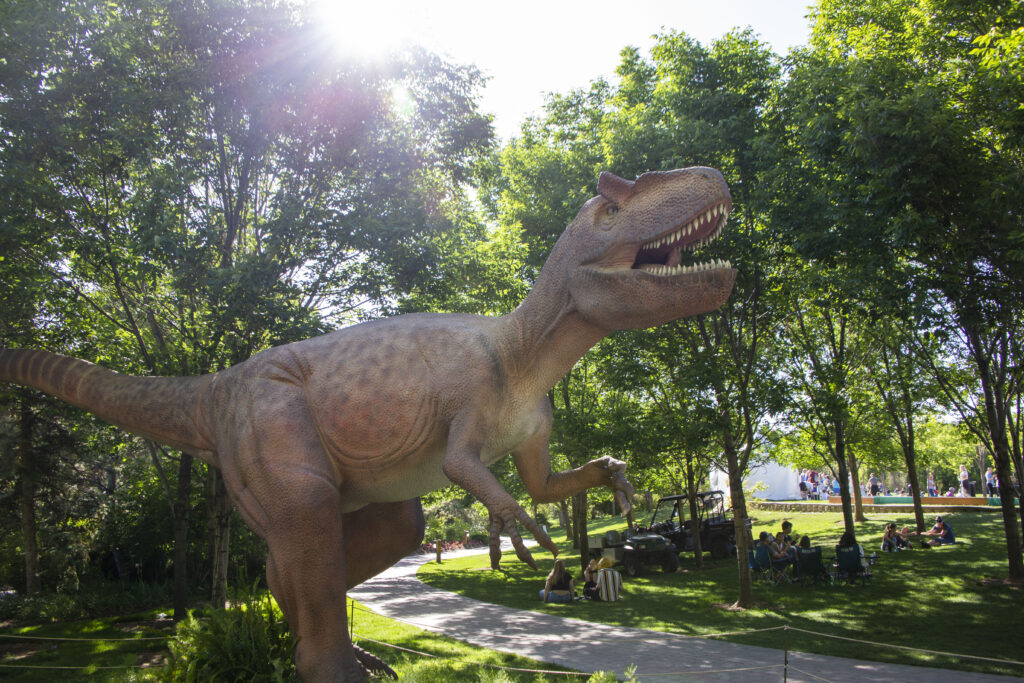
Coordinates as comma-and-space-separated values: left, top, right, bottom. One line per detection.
1, 600, 585, 681
0, 607, 173, 680
418, 508, 1024, 678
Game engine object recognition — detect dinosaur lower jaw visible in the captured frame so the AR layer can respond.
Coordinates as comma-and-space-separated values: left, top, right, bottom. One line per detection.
572, 266, 737, 330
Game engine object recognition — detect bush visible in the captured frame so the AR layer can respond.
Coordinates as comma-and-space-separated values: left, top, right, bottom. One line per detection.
0, 579, 172, 622
423, 500, 488, 543
164, 591, 296, 682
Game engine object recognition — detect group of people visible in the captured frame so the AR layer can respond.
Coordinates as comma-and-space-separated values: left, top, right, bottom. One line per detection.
798, 470, 839, 500
804, 466, 1007, 500
881, 516, 955, 550
539, 556, 623, 603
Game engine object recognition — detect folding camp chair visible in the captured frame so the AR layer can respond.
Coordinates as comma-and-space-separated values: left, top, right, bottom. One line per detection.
748, 549, 772, 583
834, 545, 871, 585
795, 546, 830, 585
754, 543, 791, 584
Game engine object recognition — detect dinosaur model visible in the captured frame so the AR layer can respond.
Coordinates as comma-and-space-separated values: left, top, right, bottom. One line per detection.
0, 167, 735, 681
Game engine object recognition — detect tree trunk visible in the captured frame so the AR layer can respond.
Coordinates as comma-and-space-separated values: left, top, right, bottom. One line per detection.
685, 459, 704, 569
723, 440, 752, 607
966, 325, 1024, 578
557, 499, 572, 540
847, 450, 864, 521
16, 403, 41, 595
576, 491, 590, 574
172, 453, 194, 620
835, 441, 856, 537
902, 414, 926, 531
206, 465, 232, 609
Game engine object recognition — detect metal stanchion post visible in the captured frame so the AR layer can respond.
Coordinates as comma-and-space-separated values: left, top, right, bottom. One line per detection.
783, 624, 789, 682
349, 599, 355, 638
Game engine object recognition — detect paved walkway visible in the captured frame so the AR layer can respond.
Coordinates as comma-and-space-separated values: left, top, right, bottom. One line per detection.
348, 544, 1019, 682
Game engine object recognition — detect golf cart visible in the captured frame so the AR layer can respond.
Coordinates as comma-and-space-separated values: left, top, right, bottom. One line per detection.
638, 490, 744, 560
587, 528, 679, 576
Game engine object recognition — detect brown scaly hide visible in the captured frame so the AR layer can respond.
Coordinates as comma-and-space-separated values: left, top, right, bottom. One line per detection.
0, 167, 735, 681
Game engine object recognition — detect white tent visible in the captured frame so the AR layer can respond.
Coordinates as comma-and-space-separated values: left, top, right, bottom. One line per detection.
710, 460, 802, 502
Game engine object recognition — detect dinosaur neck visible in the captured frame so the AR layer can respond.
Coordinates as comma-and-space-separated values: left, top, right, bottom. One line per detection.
496, 257, 607, 395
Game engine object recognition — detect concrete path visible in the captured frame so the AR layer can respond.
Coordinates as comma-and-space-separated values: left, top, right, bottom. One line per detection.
348, 544, 1019, 682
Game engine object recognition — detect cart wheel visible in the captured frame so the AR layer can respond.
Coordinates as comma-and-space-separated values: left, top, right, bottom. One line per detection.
710, 538, 730, 560
661, 551, 680, 573
624, 556, 643, 577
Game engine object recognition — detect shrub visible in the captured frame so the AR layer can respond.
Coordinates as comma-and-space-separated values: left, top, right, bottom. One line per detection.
164, 591, 296, 682
0, 579, 171, 622
423, 500, 488, 543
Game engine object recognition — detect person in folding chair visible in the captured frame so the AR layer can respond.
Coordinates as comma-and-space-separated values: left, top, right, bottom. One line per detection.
754, 531, 793, 583
795, 537, 829, 585
835, 530, 871, 584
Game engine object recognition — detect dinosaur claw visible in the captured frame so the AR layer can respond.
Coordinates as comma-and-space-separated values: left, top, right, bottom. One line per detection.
610, 471, 635, 516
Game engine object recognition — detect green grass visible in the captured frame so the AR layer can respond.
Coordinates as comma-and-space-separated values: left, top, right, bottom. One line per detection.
418, 509, 1024, 678
347, 598, 589, 681
1, 600, 588, 681
0, 607, 171, 681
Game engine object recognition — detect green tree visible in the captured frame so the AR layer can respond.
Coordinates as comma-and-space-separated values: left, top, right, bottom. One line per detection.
780, 0, 1024, 577
0, 0, 494, 612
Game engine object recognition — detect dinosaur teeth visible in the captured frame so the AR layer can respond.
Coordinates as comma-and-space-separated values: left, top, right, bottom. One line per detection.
640, 258, 734, 276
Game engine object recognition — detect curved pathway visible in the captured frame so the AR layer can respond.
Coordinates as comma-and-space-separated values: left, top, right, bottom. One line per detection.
348, 543, 1017, 682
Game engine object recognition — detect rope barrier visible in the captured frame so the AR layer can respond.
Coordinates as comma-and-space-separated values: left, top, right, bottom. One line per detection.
626, 664, 785, 677
350, 602, 787, 641
0, 632, 169, 642
350, 600, 1023, 675
785, 665, 834, 682
352, 633, 591, 677
785, 626, 1024, 667
0, 663, 162, 671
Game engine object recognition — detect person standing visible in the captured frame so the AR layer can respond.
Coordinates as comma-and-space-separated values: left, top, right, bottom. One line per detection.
958, 464, 970, 496
985, 467, 997, 497
868, 473, 880, 497
927, 472, 937, 497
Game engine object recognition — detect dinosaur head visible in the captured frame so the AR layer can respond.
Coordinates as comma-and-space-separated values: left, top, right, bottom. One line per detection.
554, 167, 736, 331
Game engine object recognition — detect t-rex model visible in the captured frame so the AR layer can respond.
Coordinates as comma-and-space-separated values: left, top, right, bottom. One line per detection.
0, 167, 735, 681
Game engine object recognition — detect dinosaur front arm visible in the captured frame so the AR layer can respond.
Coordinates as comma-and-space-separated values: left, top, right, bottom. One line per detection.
442, 422, 558, 570
511, 422, 635, 516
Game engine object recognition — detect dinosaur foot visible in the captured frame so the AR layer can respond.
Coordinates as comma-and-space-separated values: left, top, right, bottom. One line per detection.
354, 645, 397, 680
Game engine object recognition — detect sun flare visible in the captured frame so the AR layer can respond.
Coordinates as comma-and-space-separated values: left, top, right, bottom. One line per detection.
307, 0, 423, 60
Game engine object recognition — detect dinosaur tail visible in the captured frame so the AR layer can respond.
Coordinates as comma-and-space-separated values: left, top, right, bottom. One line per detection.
0, 348, 216, 458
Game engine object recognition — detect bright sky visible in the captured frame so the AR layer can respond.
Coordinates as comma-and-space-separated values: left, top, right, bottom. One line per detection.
312, 0, 814, 140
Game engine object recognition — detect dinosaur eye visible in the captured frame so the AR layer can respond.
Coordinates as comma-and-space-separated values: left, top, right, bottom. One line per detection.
605, 205, 619, 216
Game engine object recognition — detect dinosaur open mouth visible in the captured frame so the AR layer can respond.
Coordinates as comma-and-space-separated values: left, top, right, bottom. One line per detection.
632, 200, 732, 276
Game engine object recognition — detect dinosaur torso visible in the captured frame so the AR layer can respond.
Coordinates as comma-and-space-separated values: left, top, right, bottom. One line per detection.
220, 313, 553, 509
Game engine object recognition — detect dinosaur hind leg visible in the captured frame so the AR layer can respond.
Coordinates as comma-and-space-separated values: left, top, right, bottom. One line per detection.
262, 498, 424, 682
343, 498, 425, 588
264, 476, 365, 682
222, 378, 367, 681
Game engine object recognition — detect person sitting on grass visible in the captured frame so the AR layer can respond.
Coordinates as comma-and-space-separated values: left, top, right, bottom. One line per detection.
539, 558, 574, 603
881, 523, 900, 552
582, 558, 600, 600
919, 516, 956, 546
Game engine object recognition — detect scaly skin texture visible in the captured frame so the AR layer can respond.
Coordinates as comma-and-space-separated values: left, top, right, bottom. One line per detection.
0, 167, 735, 681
